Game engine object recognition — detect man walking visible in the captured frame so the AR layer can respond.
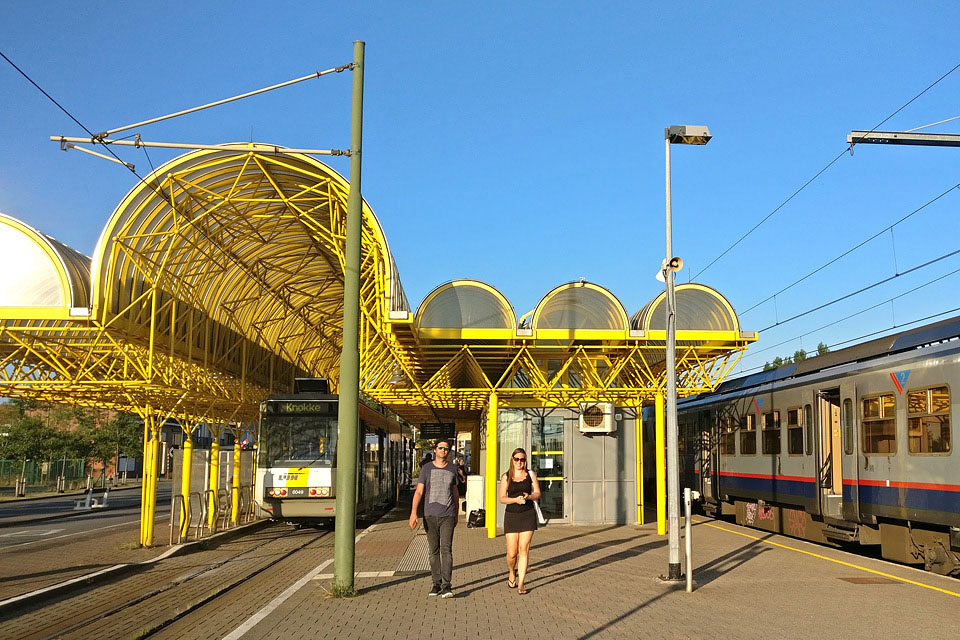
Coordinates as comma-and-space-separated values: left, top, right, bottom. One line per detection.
409, 438, 459, 598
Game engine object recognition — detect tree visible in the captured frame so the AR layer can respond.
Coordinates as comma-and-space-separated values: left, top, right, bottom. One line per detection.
817, 342, 830, 356
793, 349, 807, 363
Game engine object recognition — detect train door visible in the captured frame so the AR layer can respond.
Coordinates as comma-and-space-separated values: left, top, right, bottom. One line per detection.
816, 388, 843, 518
699, 410, 718, 503
839, 379, 860, 521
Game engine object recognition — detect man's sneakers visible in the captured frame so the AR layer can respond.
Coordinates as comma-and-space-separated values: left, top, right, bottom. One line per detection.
428, 584, 454, 598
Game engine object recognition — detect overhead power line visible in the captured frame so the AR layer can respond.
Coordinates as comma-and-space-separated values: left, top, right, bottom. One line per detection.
734, 305, 960, 376
742, 262, 960, 361
742, 181, 960, 315
694, 59, 960, 280
758, 246, 960, 333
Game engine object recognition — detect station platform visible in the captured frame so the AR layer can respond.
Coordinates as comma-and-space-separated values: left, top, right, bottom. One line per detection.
3, 498, 960, 639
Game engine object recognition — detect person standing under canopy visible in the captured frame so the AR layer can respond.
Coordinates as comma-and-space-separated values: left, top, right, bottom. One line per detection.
409, 438, 459, 598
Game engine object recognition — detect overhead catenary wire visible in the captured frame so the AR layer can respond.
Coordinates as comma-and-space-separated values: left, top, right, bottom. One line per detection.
741, 262, 960, 361
0, 49, 163, 195
734, 305, 960, 376
693, 59, 960, 281
758, 246, 960, 333
741, 181, 960, 315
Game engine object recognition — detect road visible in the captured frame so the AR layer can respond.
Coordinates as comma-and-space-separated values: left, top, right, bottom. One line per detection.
0, 484, 172, 550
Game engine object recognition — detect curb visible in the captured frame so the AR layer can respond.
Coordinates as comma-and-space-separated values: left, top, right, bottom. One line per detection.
0, 484, 146, 504
0, 518, 270, 618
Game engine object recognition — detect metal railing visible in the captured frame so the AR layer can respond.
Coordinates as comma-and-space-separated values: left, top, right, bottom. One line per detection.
168, 483, 257, 546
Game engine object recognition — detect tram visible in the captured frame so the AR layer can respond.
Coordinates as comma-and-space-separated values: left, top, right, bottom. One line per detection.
254, 379, 413, 522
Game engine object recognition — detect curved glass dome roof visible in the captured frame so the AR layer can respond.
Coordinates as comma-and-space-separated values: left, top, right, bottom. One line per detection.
632, 283, 739, 332
416, 280, 515, 330
0, 212, 91, 309
532, 282, 628, 331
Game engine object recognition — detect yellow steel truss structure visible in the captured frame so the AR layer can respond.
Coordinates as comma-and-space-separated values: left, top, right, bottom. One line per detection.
0, 145, 756, 546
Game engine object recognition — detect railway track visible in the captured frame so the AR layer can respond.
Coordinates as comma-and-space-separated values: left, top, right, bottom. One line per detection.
0, 522, 335, 640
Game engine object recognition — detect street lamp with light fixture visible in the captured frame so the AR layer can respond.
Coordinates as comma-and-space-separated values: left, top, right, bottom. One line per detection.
663, 124, 711, 583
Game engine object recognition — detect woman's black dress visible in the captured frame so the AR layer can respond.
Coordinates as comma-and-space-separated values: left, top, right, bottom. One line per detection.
503, 473, 537, 533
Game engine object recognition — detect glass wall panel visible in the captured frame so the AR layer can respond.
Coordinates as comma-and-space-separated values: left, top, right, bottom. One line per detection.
497, 409, 525, 478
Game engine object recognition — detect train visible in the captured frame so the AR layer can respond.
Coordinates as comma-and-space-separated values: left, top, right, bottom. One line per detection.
254, 380, 414, 522
672, 315, 960, 575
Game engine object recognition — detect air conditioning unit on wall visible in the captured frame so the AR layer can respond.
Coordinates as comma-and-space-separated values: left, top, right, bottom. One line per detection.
578, 402, 616, 434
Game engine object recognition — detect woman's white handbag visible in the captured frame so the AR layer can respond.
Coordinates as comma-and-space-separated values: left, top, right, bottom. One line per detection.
534, 500, 546, 525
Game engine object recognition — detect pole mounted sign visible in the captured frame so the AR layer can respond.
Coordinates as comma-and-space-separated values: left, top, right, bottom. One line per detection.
419, 422, 456, 440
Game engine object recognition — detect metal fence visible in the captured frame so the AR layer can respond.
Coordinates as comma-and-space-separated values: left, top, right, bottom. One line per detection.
0, 458, 87, 490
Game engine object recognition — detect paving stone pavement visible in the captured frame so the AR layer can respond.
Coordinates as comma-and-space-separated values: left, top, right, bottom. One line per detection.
200, 508, 960, 640
6, 497, 960, 640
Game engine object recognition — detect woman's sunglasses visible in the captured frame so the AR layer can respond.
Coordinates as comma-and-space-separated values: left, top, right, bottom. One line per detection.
512, 456, 526, 462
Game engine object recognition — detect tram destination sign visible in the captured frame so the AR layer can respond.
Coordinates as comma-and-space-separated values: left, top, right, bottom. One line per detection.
419, 422, 456, 440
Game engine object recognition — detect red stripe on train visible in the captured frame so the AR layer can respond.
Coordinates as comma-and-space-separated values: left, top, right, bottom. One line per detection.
842, 478, 960, 492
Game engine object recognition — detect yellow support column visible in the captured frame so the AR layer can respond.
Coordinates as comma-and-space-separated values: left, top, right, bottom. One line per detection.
208, 437, 220, 530
180, 434, 193, 539
636, 400, 644, 525
140, 414, 160, 547
231, 437, 242, 523
485, 392, 498, 539
139, 415, 150, 544
656, 392, 666, 536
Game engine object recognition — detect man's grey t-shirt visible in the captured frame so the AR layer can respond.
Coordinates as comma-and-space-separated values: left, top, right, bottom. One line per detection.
418, 461, 457, 518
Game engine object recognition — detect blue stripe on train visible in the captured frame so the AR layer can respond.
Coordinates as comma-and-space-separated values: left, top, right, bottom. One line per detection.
718, 474, 816, 499
845, 483, 960, 514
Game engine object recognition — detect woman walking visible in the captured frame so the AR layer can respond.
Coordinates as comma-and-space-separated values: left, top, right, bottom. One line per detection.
498, 447, 541, 594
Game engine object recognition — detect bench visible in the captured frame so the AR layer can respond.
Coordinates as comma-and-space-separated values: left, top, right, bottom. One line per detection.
74, 487, 110, 510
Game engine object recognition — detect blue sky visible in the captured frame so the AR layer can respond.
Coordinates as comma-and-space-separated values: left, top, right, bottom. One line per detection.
2, 2, 958, 374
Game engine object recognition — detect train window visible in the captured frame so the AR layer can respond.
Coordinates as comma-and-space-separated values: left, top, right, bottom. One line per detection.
761, 411, 781, 455
862, 394, 896, 455
740, 415, 756, 455
803, 404, 813, 455
843, 399, 854, 455
907, 386, 951, 454
787, 408, 803, 455
720, 416, 736, 455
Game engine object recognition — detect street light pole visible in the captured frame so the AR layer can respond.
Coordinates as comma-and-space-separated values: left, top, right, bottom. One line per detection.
663, 125, 711, 582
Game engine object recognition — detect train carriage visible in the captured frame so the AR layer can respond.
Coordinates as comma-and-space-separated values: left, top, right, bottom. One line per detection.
254, 380, 413, 522
675, 316, 960, 575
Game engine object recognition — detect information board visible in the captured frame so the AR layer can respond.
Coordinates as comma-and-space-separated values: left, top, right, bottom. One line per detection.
420, 422, 456, 440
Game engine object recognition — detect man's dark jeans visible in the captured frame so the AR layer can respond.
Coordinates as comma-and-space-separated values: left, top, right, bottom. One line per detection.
423, 515, 456, 589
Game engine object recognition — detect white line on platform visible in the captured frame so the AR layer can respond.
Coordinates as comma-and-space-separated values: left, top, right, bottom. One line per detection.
222, 522, 386, 639
221, 558, 333, 640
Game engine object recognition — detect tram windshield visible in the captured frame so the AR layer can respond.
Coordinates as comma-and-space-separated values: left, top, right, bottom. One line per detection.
259, 415, 338, 468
